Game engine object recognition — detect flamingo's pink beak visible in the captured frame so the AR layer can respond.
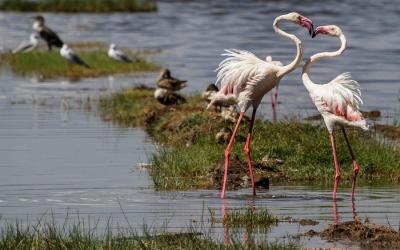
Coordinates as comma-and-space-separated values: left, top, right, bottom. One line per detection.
312, 26, 329, 38
300, 16, 314, 37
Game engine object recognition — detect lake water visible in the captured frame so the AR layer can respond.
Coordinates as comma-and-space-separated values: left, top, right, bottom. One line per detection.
0, 0, 399, 248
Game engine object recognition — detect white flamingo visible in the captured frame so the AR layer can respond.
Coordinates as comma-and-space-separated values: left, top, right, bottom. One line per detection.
208, 12, 314, 198
303, 25, 368, 200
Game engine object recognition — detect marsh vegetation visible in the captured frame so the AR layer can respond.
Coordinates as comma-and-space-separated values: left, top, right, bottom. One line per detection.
0, 44, 159, 80
0, 0, 157, 13
99, 87, 400, 191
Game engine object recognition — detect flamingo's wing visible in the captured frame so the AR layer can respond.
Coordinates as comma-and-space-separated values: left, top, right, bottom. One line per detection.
216, 49, 272, 96
314, 72, 364, 122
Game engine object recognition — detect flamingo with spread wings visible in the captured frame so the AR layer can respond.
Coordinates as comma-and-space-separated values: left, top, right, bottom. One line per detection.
208, 12, 314, 198
303, 25, 368, 200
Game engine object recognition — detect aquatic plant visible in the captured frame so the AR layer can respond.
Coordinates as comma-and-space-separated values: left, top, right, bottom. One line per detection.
0, 0, 157, 12
0, 46, 159, 80
99, 87, 400, 190
210, 206, 279, 228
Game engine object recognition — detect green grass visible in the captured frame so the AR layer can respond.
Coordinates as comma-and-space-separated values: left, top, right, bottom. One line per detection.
0, 47, 159, 80
0, 220, 298, 250
99, 87, 400, 190
210, 206, 278, 228
0, 0, 156, 12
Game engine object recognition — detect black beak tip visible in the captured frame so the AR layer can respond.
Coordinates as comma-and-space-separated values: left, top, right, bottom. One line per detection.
311, 31, 317, 38
309, 23, 315, 37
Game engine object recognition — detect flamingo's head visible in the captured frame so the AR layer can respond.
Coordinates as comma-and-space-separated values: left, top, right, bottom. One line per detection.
285, 12, 314, 36
312, 25, 342, 38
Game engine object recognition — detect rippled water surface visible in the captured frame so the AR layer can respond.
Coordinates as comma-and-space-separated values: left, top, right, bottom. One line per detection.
0, 0, 399, 248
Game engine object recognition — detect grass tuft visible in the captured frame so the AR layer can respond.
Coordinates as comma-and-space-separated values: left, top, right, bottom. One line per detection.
0, 0, 157, 12
210, 206, 279, 228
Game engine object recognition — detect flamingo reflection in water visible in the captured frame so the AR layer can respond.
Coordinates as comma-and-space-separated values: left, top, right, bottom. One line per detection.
221, 198, 256, 247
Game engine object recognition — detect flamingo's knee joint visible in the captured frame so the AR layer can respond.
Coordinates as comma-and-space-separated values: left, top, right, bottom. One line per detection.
224, 150, 230, 158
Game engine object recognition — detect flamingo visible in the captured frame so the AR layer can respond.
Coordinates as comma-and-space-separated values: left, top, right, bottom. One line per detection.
302, 25, 368, 200
208, 12, 314, 198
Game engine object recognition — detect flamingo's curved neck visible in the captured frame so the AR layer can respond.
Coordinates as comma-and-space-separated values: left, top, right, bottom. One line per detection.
273, 16, 303, 78
302, 34, 346, 92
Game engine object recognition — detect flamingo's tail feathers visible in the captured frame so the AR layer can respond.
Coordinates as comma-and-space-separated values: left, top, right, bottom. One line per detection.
216, 49, 265, 89
329, 72, 363, 109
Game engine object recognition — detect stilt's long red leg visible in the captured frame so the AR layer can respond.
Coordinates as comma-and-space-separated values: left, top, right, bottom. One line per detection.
329, 132, 341, 200
244, 109, 257, 196
221, 112, 245, 198
341, 127, 359, 199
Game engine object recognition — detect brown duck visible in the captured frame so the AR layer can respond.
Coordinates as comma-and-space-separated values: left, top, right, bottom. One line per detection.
157, 68, 187, 91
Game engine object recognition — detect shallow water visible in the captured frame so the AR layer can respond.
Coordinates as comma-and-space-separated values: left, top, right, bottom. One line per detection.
0, 0, 399, 248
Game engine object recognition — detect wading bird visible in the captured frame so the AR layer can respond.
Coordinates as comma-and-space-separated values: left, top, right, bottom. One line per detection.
157, 68, 187, 91
32, 15, 63, 51
208, 12, 314, 198
108, 44, 133, 63
12, 33, 39, 54
303, 25, 368, 200
202, 83, 219, 102
60, 44, 90, 68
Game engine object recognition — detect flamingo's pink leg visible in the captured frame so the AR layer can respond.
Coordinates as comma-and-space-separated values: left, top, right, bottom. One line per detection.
351, 196, 357, 220
244, 109, 257, 196
329, 132, 341, 200
341, 127, 359, 199
222, 199, 230, 246
221, 112, 245, 198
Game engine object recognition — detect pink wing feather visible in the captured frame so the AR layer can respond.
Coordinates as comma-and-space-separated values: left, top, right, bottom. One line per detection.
317, 73, 365, 122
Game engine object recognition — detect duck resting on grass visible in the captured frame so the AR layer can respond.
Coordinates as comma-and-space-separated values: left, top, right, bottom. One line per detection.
154, 88, 186, 105
157, 68, 187, 91
108, 44, 133, 63
12, 33, 39, 54
203, 83, 237, 111
60, 44, 90, 68
32, 15, 63, 51
202, 83, 219, 103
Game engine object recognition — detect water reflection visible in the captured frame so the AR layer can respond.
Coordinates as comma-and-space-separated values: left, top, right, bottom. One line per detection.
333, 197, 358, 224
